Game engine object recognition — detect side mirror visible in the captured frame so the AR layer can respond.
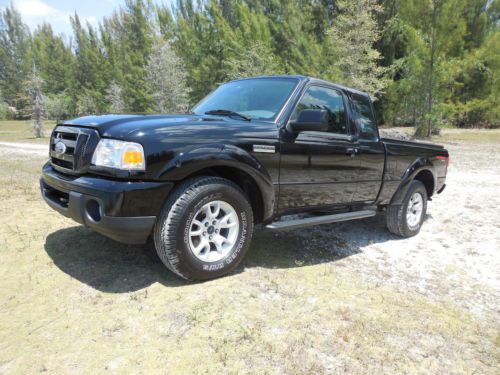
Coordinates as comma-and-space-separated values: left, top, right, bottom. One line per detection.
287, 109, 329, 132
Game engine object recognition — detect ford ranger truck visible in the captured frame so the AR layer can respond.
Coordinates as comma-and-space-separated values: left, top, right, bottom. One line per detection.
40, 75, 449, 280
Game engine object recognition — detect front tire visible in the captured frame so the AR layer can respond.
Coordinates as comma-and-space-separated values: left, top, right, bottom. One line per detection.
154, 176, 254, 281
386, 180, 428, 237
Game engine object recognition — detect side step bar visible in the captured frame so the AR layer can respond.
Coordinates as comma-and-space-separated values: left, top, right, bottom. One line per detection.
265, 210, 377, 231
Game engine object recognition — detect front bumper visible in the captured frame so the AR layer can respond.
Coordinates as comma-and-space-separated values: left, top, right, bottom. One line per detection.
41, 163, 174, 244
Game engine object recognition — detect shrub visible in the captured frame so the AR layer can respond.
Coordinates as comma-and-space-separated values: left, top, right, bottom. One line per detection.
46, 93, 74, 122
0, 102, 10, 120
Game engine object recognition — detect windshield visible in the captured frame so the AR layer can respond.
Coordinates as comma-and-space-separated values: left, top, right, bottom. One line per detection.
192, 78, 299, 121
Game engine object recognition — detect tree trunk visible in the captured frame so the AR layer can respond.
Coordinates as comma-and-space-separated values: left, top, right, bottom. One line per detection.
427, 0, 439, 138
31, 66, 44, 138
33, 85, 43, 138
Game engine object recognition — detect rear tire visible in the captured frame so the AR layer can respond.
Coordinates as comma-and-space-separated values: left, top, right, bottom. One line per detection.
154, 176, 254, 281
386, 180, 427, 237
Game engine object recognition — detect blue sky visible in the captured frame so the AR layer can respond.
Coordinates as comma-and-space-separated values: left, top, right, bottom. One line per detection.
0, 0, 175, 37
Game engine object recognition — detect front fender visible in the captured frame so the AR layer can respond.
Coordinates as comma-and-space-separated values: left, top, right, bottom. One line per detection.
156, 143, 275, 220
390, 157, 435, 205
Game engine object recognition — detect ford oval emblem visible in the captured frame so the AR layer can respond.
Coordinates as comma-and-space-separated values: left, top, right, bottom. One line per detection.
55, 141, 67, 154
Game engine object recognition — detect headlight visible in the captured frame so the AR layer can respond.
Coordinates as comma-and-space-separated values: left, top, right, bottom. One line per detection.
91, 139, 145, 171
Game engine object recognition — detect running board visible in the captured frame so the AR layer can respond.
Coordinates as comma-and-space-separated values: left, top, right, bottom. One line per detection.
266, 210, 376, 231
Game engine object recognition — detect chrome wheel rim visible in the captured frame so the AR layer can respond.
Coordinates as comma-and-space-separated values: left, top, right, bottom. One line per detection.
188, 200, 240, 262
406, 192, 423, 229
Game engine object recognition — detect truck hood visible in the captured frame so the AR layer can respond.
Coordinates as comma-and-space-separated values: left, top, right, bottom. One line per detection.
61, 114, 276, 141
60, 114, 278, 181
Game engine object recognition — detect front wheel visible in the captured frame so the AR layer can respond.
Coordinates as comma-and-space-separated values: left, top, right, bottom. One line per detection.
154, 176, 254, 281
386, 180, 428, 237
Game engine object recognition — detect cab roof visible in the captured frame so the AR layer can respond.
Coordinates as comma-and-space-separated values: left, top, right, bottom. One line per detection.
231, 75, 371, 99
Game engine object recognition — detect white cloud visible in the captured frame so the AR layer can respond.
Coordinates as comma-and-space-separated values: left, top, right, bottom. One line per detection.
85, 16, 98, 27
13, 0, 71, 29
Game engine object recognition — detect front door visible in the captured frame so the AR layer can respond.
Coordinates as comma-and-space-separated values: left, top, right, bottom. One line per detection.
278, 85, 360, 212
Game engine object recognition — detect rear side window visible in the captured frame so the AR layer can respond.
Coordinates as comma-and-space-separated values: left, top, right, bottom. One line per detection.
351, 94, 378, 140
292, 86, 348, 134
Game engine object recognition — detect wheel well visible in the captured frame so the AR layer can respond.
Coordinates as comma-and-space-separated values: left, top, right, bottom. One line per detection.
414, 169, 434, 198
181, 166, 265, 223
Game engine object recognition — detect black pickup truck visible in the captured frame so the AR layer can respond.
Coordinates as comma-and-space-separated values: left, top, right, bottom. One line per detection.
41, 75, 449, 280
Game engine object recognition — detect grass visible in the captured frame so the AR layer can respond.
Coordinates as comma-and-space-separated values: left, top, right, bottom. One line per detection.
0, 122, 499, 373
0, 120, 56, 143
437, 128, 500, 143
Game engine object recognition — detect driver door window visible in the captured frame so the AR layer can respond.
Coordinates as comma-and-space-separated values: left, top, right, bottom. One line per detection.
292, 86, 348, 134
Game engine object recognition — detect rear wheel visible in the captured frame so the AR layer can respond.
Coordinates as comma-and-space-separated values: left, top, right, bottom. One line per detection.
386, 180, 427, 237
154, 176, 254, 281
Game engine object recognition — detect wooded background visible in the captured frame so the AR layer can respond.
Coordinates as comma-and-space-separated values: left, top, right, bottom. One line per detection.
0, 0, 498, 135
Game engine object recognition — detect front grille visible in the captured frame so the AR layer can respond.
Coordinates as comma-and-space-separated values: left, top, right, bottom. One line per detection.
50, 126, 100, 175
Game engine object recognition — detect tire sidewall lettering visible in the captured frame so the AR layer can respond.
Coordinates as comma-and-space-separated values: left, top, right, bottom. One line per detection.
180, 189, 250, 273
402, 184, 427, 235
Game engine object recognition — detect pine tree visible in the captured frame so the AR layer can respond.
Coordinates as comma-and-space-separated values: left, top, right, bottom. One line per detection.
117, 0, 154, 112
399, 0, 466, 135
105, 82, 125, 113
225, 41, 281, 79
31, 23, 73, 94
262, 1, 323, 77
70, 14, 110, 113
327, 0, 387, 97
0, 5, 31, 107
145, 39, 190, 113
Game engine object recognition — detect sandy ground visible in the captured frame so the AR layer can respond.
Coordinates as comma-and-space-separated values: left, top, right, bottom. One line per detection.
0, 130, 499, 374
0, 142, 48, 157
294, 139, 500, 319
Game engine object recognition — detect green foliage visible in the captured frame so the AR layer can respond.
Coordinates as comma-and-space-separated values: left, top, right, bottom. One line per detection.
326, 0, 388, 97
225, 41, 282, 80
70, 14, 110, 113
31, 24, 72, 94
0, 88, 5, 120
45, 93, 73, 122
0, 5, 31, 106
0, 0, 498, 130
379, 0, 499, 130
77, 91, 99, 115
0, 102, 9, 120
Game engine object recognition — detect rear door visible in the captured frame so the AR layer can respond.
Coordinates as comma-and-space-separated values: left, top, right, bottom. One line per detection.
350, 93, 385, 202
278, 85, 360, 212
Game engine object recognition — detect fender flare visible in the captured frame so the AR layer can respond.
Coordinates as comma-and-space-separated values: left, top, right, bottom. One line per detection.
156, 144, 275, 221
389, 157, 435, 205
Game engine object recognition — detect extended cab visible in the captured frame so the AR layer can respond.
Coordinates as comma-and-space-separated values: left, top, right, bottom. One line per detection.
41, 75, 449, 280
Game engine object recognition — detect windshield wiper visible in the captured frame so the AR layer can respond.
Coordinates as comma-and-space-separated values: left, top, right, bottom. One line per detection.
204, 109, 251, 121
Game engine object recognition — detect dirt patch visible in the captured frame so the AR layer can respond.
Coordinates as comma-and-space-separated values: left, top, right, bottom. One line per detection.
0, 142, 48, 157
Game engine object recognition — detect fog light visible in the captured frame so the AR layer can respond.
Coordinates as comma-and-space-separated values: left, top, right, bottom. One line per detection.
85, 199, 102, 222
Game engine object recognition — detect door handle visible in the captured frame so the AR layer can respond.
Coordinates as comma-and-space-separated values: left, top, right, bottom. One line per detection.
346, 148, 358, 157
